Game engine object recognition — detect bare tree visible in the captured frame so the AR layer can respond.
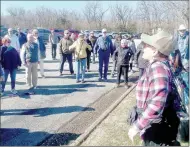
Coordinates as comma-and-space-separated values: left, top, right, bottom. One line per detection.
110, 4, 133, 32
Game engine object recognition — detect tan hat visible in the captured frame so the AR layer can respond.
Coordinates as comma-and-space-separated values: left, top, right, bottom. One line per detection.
78, 33, 84, 37
102, 28, 107, 33
141, 30, 173, 56
64, 30, 70, 34
178, 24, 186, 31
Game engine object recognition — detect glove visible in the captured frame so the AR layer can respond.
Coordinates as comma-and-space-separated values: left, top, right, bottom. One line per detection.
128, 125, 139, 142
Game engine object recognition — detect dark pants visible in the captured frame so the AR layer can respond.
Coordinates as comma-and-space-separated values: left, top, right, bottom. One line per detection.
143, 122, 180, 146
51, 44, 57, 59
60, 54, 74, 74
98, 50, 110, 79
130, 63, 133, 70
117, 64, 129, 84
87, 52, 91, 70
139, 68, 145, 79
2, 69, 17, 91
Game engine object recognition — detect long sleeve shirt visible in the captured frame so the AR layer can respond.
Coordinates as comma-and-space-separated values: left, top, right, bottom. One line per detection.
135, 59, 172, 135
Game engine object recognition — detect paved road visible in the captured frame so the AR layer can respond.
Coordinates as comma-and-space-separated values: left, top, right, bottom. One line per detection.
0, 45, 137, 146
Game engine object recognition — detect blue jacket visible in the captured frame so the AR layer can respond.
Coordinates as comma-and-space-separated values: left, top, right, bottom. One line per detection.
16, 32, 27, 48
37, 37, 46, 59
177, 31, 189, 70
1, 46, 21, 71
94, 36, 114, 56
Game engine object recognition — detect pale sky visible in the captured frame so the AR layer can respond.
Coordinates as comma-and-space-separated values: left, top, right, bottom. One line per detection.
1, 1, 137, 15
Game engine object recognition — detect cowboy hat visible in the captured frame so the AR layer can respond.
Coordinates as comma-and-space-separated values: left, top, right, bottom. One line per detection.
141, 30, 173, 56
178, 24, 186, 31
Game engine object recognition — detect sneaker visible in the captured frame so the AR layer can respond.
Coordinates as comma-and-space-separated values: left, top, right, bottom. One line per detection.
59, 73, 63, 76
42, 75, 46, 78
81, 80, 85, 83
125, 83, 129, 89
71, 72, 74, 75
115, 84, 120, 88
33, 86, 37, 89
76, 80, 80, 83
111, 74, 114, 78
11, 89, 18, 95
103, 78, 108, 82
98, 78, 102, 82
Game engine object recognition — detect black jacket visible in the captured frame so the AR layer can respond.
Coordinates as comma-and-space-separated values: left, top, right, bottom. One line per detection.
114, 47, 133, 65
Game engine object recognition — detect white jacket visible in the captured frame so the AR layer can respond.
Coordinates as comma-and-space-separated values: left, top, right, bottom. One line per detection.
4, 34, 20, 52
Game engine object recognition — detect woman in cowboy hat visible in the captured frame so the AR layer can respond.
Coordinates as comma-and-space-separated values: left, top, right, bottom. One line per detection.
128, 30, 180, 146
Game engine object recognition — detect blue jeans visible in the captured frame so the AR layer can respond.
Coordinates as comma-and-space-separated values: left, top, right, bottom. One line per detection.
75, 58, 87, 81
2, 69, 17, 92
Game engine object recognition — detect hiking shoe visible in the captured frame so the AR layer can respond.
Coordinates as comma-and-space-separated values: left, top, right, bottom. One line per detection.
98, 78, 102, 82
11, 89, 18, 95
115, 84, 120, 88
76, 80, 80, 83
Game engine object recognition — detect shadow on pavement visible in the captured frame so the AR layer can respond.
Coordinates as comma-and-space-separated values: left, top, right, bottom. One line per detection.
44, 60, 60, 63
0, 106, 95, 117
0, 128, 81, 146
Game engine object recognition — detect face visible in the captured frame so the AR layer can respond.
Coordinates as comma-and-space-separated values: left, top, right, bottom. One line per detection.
17, 28, 21, 33
179, 30, 186, 36
142, 44, 157, 61
121, 41, 127, 48
102, 31, 107, 37
64, 32, 70, 38
27, 35, 34, 43
51, 30, 54, 34
90, 33, 94, 37
33, 31, 38, 38
5, 40, 11, 47
8, 30, 13, 35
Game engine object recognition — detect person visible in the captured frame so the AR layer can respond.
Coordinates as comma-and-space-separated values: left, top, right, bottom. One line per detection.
1, 37, 21, 95
128, 30, 180, 146
49, 29, 59, 60
59, 30, 74, 76
128, 37, 136, 72
85, 34, 93, 72
21, 34, 39, 89
32, 29, 46, 78
114, 39, 133, 88
69, 33, 92, 83
88, 31, 97, 64
94, 28, 114, 81
175, 24, 189, 111
111, 34, 122, 77
134, 42, 149, 79
4, 28, 20, 53
0, 45, 3, 96
16, 28, 27, 50
70, 33, 77, 61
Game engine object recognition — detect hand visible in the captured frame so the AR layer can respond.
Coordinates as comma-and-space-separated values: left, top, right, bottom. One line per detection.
0, 76, 4, 82
128, 125, 139, 142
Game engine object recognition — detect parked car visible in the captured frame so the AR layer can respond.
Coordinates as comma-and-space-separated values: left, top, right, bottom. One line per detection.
35, 28, 51, 44
0, 25, 8, 37
93, 30, 102, 37
50, 29, 64, 41
68, 29, 80, 40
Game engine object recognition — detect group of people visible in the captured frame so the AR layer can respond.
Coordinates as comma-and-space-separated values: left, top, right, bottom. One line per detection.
0, 24, 189, 145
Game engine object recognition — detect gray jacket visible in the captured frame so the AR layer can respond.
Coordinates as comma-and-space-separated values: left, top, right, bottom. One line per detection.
134, 43, 149, 69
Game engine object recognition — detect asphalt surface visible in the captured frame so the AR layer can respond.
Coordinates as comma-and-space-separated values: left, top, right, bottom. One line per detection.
0, 44, 138, 146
